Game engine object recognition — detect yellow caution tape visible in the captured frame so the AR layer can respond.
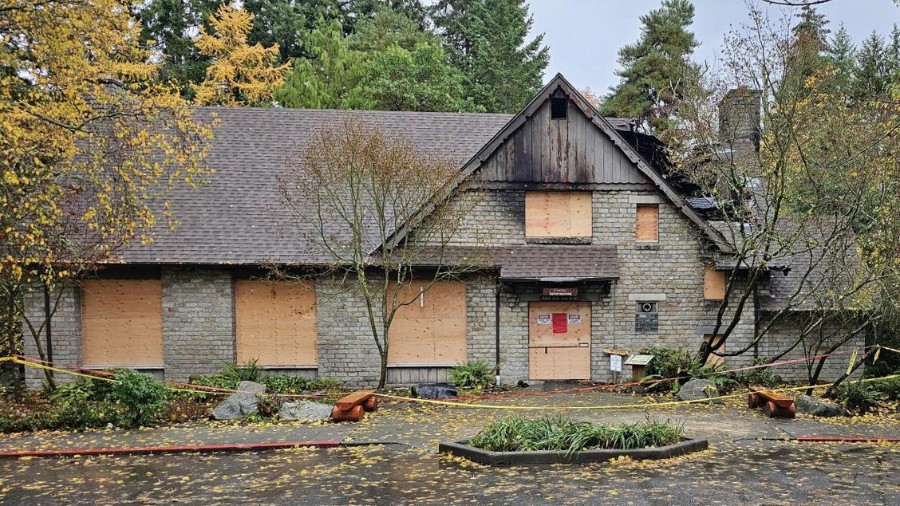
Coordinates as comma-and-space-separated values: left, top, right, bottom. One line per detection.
4, 357, 317, 398
5, 355, 900, 411
873, 346, 881, 363
376, 374, 900, 411
10, 357, 117, 383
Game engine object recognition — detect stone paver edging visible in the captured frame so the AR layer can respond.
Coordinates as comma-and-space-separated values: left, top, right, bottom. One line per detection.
438, 438, 709, 465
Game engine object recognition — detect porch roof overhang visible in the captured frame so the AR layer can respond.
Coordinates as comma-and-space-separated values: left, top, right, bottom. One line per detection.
498, 245, 619, 282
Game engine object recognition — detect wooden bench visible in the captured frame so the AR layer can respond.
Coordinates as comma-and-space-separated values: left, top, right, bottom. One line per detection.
747, 386, 796, 418
332, 390, 378, 422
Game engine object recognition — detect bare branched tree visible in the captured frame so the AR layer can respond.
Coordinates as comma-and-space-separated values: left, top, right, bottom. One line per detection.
668, 4, 900, 385
280, 117, 486, 388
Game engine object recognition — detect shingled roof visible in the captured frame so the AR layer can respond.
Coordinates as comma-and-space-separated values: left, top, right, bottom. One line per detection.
116, 108, 512, 265
499, 246, 619, 282
114, 87, 707, 267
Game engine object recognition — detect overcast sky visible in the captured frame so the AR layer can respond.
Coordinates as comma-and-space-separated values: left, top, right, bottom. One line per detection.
528, 0, 899, 94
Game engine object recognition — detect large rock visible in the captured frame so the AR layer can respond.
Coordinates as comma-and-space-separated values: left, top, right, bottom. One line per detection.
212, 381, 266, 420
676, 379, 720, 402
279, 401, 333, 422
795, 395, 846, 417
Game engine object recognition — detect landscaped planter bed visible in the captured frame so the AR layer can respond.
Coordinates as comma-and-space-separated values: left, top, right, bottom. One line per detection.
439, 438, 709, 465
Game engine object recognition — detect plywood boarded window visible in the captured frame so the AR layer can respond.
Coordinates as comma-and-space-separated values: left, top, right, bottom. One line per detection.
525, 191, 592, 238
81, 280, 163, 367
235, 281, 317, 367
635, 204, 659, 242
388, 281, 467, 365
704, 269, 727, 301
704, 334, 726, 367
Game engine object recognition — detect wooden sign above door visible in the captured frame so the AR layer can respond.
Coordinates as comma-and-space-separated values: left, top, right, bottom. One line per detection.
542, 287, 578, 297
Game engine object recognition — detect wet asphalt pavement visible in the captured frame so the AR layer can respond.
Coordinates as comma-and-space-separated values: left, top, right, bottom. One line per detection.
1, 391, 899, 505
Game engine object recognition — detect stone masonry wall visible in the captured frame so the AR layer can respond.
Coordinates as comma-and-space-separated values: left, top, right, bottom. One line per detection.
22, 284, 81, 389
161, 268, 235, 382
757, 315, 865, 382
431, 188, 759, 385
315, 277, 383, 388
440, 190, 526, 246
589, 191, 756, 382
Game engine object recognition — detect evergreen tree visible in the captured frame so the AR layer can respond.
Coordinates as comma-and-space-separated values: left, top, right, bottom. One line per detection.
855, 31, 891, 99
599, 0, 700, 136
136, 0, 220, 97
787, 4, 830, 81
275, 13, 475, 112
349, 5, 435, 52
362, 42, 477, 111
825, 25, 857, 94
274, 18, 371, 109
433, 0, 549, 113
243, 0, 344, 62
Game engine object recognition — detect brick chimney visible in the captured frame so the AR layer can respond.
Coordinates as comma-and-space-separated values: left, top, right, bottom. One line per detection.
719, 87, 761, 156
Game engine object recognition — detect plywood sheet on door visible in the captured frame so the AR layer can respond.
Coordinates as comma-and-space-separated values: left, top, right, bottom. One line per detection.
235, 280, 317, 367
82, 279, 163, 367
387, 281, 466, 365
528, 301, 590, 346
529, 347, 591, 380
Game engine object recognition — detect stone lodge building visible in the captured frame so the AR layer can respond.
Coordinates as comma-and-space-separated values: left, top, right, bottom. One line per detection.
22, 75, 862, 388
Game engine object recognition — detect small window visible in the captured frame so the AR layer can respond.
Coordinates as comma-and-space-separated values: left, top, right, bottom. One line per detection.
550, 91, 568, 119
704, 269, 727, 301
635, 204, 659, 242
635, 301, 658, 332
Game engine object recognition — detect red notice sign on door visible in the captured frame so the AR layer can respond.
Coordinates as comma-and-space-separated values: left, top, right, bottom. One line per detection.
552, 313, 568, 334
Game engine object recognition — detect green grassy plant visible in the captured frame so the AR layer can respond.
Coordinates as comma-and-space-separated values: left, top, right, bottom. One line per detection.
468, 415, 685, 454
449, 360, 493, 388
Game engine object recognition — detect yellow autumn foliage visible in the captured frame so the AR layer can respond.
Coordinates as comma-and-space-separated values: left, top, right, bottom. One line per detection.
193, 4, 291, 106
0, 0, 213, 286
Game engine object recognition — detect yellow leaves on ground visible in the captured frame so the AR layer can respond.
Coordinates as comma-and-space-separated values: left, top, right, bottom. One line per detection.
193, 4, 291, 106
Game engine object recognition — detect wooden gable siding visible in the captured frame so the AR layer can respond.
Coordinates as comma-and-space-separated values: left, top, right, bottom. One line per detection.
478, 99, 647, 184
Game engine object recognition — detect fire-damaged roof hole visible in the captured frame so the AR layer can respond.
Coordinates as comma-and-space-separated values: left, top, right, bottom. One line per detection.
550, 89, 567, 119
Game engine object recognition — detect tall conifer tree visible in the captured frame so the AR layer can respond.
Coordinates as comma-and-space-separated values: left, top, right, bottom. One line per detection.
433, 0, 549, 113
600, 0, 700, 136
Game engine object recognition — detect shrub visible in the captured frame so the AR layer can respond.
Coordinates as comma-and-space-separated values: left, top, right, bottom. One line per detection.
108, 370, 169, 428
221, 359, 264, 383
870, 377, 900, 402
166, 397, 211, 423
831, 382, 881, 413
264, 375, 309, 395
644, 347, 694, 379
308, 377, 343, 392
742, 357, 779, 387
256, 394, 282, 418
469, 416, 684, 454
449, 360, 493, 389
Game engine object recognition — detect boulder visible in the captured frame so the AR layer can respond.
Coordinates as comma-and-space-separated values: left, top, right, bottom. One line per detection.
212, 381, 266, 420
676, 379, 720, 402
795, 395, 846, 417
413, 383, 458, 399
279, 401, 333, 422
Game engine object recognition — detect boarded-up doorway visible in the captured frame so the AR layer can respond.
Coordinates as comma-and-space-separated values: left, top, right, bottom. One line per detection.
528, 301, 591, 380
